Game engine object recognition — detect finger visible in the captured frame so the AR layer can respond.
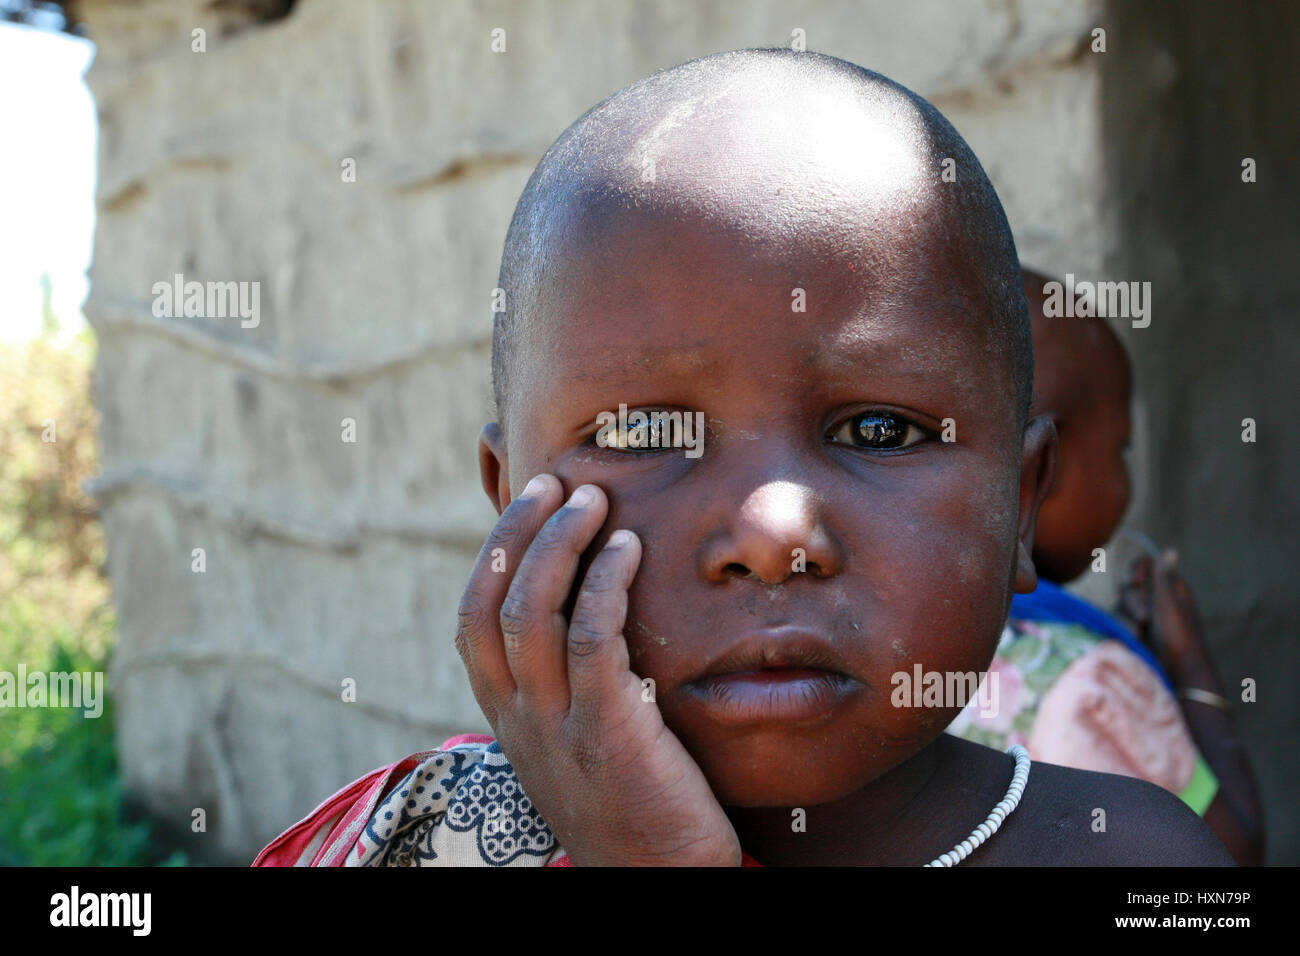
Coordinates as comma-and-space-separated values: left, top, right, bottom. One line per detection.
1156, 556, 1199, 618
500, 483, 609, 709
1152, 549, 1180, 601
567, 529, 643, 720
1148, 552, 1196, 643
1127, 555, 1152, 586
1132, 557, 1155, 595
455, 474, 564, 713
1117, 588, 1150, 627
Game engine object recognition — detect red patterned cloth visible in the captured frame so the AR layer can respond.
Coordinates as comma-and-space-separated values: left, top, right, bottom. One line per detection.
254, 734, 763, 867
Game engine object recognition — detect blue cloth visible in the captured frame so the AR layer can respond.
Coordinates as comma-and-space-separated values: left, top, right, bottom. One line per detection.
1009, 579, 1175, 692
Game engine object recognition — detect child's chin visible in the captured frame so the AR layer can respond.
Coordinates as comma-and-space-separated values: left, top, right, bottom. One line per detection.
699, 750, 894, 809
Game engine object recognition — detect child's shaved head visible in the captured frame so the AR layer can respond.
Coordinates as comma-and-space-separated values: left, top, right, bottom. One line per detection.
492, 48, 1031, 434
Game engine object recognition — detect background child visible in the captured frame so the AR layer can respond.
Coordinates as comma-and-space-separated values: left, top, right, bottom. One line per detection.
947, 268, 1263, 864
256, 50, 1230, 867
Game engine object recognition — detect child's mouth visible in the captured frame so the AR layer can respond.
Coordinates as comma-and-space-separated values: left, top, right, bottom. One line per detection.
688, 669, 855, 725
682, 629, 859, 725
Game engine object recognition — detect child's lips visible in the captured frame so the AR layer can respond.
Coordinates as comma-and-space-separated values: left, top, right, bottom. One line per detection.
686, 669, 856, 725
682, 628, 860, 724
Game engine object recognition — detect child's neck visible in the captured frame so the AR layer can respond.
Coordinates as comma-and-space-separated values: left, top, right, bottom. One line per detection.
723, 735, 996, 866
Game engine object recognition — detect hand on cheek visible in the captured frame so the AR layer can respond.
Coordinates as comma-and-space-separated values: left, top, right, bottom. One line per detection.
454, 473, 741, 866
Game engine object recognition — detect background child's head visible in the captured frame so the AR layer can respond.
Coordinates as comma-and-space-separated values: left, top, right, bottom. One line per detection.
1021, 268, 1133, 583
480, 49, 1055, 806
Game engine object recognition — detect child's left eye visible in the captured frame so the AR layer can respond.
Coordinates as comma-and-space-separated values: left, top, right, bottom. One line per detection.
827, 412, 928, 451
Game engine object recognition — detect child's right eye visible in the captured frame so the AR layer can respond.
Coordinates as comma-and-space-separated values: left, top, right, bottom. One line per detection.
599, 419, 670, 451
585, 408, 695, 454
827, 411, 929, 451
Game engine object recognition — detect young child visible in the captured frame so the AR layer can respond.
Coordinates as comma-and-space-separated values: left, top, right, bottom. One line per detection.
945, 269, 1263, 864
255, 49, 1231, 866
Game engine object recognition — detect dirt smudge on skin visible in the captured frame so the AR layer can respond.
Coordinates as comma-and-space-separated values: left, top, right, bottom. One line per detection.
627, 618, 667, 647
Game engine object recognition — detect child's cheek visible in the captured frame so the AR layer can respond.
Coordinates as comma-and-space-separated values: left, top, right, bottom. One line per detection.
940, 470, 1021, 655
878, 465, 1020, 686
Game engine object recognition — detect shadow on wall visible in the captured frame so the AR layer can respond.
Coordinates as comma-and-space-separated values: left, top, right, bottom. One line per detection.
1100, 0, 1300, 865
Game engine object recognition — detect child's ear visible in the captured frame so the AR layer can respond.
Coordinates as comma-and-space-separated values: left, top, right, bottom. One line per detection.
1014, 415, 1058, 593
478, 422, 511, 516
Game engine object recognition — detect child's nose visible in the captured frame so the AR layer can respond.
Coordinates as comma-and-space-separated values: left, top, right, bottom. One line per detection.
697, 479, 844, 585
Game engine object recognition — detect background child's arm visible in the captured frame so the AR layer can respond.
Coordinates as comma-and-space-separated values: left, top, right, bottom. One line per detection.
1121, 550, 1265, 865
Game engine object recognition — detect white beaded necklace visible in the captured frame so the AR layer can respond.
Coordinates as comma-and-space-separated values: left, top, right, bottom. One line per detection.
923, 744, 1031, 867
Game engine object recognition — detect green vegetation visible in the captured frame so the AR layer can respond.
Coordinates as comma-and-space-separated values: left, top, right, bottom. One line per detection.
0, 307, 185, 866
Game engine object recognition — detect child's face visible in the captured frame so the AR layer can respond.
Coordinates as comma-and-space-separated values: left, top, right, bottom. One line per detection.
1032, 364, 1132, 582
483, 132, 1051, 808
1024, 275, 1133, 583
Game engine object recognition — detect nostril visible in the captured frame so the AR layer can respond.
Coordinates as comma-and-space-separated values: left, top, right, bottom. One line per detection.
722, 563, 751, 578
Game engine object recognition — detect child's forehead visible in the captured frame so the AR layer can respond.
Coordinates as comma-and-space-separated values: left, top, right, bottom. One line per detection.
530, 79, 993, 327
543, 178, 991, 346
517, 198, 1007, 419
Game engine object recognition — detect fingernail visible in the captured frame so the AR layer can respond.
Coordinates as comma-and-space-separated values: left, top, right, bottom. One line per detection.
520, 475, 548, 499
607, 529, 632, 548
569, 485, 596, 508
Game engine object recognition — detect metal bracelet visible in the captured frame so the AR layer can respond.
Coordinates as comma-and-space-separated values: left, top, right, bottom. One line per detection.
1178, 686, 1232, 713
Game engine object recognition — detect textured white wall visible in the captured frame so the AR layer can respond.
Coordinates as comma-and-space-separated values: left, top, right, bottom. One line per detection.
80, 0, 1109, 860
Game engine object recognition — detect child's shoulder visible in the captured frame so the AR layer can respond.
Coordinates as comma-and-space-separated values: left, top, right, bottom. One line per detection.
975, 750, 1233, 866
